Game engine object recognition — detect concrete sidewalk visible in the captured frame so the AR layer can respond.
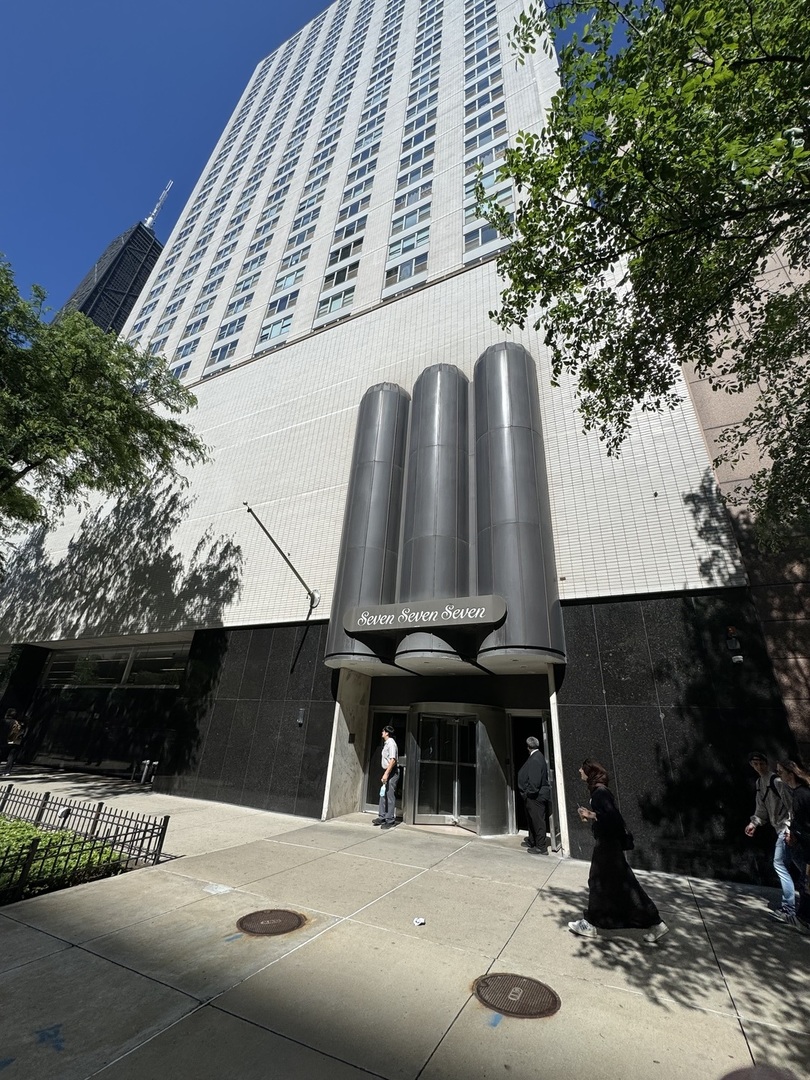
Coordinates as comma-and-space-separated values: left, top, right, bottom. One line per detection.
0, 770, 807, 1080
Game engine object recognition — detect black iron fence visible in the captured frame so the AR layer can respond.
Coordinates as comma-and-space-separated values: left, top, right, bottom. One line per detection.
0, 785, 170, 905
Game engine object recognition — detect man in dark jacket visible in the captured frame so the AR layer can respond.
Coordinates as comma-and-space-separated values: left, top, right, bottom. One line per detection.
518, 736, 551, 855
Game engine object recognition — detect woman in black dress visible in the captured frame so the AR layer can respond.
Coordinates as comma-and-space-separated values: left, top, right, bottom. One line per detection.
568, 759, 668, 942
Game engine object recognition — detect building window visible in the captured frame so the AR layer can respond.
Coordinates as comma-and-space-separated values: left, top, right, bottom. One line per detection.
316, 286, 354, 319
174, 337, 200, 360
385, 252, 428, 288
273, 268, 305, 293
280, 246, 310, 270
200, 276, 224, 297
170, 362, 191, 380
388, 227, 430, 260
181, 316, 208, 339
216, 315, 246, 341
164, 297, 187, 316
266, 290, 299, 317
285, 226, 316, 251
232, 272, 261, 295
226, 293, 253, 316
391, 205, 431, 235
239, 253, 267, 275
206, 258, 232, 279
191, 296, 215, 317
338, 195, 371, 222
258, 315, 293, 342
154, 316, 177, 337
464, 223, 501, 251
323, 261, 359, 291
206, 340, 239, 367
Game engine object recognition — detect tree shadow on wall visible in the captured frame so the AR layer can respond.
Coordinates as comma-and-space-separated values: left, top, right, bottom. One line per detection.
0, 480, 243, 641
632, 468, 798, 881
0, 480, 243, 776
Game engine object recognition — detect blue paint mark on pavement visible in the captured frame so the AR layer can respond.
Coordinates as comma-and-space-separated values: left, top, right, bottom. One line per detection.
0, 1058, 16, 1070
224, 933, 244, 942
35, 1025, 65, 1051
488, 1013, 503, 1027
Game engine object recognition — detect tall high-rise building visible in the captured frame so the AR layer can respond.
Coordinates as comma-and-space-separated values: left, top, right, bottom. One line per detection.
59, 220, 163, 335
0, 0, 798, 875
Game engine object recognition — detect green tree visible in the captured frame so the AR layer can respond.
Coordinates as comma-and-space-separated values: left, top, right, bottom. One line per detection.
0, 257, 207, 557
479, 0, 810, 547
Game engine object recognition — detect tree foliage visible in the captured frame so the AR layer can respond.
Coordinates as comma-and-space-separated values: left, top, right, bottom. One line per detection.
0, 257, 207, 554
479, 0, 810, 547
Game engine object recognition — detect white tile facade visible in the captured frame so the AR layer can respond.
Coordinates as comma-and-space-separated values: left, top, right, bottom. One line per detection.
0, 0, 746, 645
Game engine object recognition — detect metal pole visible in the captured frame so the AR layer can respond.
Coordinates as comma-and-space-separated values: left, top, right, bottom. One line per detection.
243, 502, 320, 610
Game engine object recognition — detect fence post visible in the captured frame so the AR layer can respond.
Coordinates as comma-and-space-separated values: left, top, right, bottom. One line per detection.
89, 802, 105, 838
34, 792, 51, 825
153, 816, 170, 863
0, 784, 12, 815
13, 837, 40, 903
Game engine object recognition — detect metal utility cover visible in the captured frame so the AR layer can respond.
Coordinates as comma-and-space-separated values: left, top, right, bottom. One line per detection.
473, 973, 561, 1018
236, 909, 305, 936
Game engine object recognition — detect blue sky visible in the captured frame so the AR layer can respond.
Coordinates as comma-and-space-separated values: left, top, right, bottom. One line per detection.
1, 0, 330, 312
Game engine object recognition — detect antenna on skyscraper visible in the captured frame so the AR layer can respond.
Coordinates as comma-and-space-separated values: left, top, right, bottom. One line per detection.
144, 180, 173, 231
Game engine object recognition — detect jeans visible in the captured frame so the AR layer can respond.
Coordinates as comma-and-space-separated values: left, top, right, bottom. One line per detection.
774, 829, 797, 915
787, 842, 810, 923
379, 771, 399, 824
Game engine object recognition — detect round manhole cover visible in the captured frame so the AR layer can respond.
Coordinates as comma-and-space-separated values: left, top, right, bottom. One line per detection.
473, 973, 561, 1019
236, 909, 305, 936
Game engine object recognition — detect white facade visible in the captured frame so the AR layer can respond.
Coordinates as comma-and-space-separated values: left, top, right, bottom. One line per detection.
1, 0, 745, 647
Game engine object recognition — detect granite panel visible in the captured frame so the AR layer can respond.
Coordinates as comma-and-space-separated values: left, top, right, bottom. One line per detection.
305, 699, 336, 754
193, 699, 235, 793
239, 628, 275, 700
285, 623, 321, 701
215, 631, 250, 699
557, 703, 613, 861
653, 705, 767, 878
310, 624, 334, 702
593, 602, 658, 706
605, 704, 677, 866
239, 698, 283, 809
216, 699, 259, 804
641, 597, 714, 707
266, 699, 308, 808
691, 592, 781, 708
556, 604, 604, 707
294, 743, 329, 817
262, 626, 295, 700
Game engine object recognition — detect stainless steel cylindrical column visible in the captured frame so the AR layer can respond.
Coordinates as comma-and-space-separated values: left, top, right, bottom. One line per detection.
474, 342, 565, 670
395, 364, 470, 670
324, 382, 410, 670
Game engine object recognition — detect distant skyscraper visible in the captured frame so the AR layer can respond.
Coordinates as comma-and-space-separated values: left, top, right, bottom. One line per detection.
60, 195, 169, 335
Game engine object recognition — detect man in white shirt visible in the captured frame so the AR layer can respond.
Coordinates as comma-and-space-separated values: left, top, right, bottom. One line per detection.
373, 725, 399, 830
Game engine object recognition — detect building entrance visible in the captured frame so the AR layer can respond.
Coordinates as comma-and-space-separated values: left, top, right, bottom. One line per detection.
412, 712, 478, 831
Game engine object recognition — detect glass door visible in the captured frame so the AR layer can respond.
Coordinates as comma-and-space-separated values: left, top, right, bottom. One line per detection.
413, 712, 478, 831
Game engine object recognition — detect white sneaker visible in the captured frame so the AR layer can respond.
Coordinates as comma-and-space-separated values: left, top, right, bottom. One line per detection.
643, 922, 669, 943
568, 919, 598, 938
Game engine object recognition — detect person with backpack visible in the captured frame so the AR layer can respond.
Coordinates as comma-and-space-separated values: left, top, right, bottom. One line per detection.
776, 759, 810, 933
744, 751, 796, 927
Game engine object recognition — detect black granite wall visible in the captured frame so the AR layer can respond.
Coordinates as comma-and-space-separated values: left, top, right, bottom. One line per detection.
156, 621, 334, 818
557, 589, 796, 880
